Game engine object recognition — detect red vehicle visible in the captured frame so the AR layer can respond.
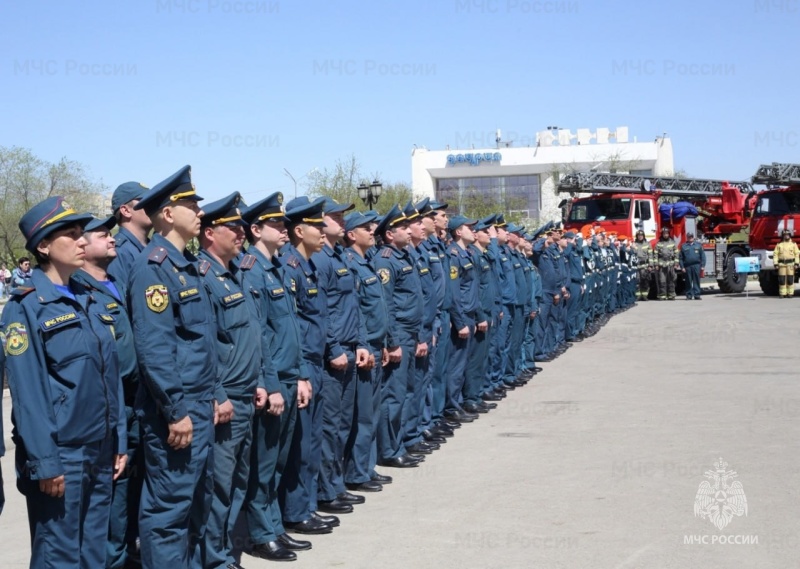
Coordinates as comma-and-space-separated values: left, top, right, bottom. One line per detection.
558, 172, 757, 293
748, 163, 800, 295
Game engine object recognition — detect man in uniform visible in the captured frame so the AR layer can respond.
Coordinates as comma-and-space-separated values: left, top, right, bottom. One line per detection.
241, 192, 313, 560
108, 181, 152, 288
653, 227, 679, 300
630, 230, 652, 301
679, 232, 706, 300
129, 165, 219, 568
196, 193, 267, 568
772, 229, 799, 298
71, 216, 141, 569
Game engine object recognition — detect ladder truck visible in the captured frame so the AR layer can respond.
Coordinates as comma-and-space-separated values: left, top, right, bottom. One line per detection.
749, 162, 800, 296
558, 172, 757, 293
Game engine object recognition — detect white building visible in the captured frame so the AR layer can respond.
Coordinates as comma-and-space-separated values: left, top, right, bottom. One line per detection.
411, 127, 675, 225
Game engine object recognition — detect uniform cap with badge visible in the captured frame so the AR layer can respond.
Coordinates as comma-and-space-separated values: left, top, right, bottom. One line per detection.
84, 215, 118, 234
447, 215, 477, 232
19, 196, 95, 252
241, 191, 288, 225
284, 196, 327, 227
321, 197, 355, 215
200, 192, 244, 227
111, 181, 150, 213
134, 165, 203, 216
402, 201, 421, 221
473, 214, 496, 232
344, 211, 373, 232
375, 204, 408, 235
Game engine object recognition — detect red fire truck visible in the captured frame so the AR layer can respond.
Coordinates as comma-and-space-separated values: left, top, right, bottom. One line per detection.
748, 163, 800, 295
558, 172, 757, 293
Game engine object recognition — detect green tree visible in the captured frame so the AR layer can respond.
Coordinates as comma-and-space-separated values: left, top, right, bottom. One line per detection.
0, 146, 107, 262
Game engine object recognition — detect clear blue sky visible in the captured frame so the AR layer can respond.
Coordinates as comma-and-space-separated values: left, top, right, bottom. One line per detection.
2, 0, 799, 204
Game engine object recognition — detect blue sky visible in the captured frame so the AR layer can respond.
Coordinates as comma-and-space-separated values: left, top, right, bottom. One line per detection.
2, 0, 799, 204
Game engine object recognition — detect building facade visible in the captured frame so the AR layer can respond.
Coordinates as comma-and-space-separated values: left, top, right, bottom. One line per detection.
411, 127, 675, 225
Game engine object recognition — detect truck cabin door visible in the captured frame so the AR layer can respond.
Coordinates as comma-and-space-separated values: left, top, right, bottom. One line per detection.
634, 199, 657, 241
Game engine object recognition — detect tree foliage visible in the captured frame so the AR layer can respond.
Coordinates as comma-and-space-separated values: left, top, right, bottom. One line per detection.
0, 146, 107, 262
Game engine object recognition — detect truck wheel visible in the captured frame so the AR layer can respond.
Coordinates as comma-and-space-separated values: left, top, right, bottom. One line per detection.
717, 251, 747, 293
758, 270, 779, 296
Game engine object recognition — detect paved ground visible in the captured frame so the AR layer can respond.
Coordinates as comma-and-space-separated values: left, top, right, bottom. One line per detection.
1, 281, 799, 568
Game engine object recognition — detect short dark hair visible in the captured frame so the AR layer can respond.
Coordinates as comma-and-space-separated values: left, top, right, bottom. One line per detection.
18, 256, 30, 265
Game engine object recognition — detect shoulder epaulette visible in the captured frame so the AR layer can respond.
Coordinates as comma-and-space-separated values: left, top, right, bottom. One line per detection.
449, 247, 459, 255
239, 254, 256, 270
148, 246, 168, 264
198, 260, 212, 275
10, 286, 35, 298
286, 254, 300, 268
381, 248, 393, 258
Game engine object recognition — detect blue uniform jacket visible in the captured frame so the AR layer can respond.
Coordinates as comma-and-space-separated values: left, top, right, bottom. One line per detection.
130, 234, 220, 423
510, 249, 527, 307
431, 236, 453, 312
198, 250, 262, 401
470, 244, 498, 322
679, 242, 706, 268
410, 243, 437, 344
538, 245, 561, 295
448, 243, 480, 330
280, 244, 328, 366
566, 243, 585, 286
1, 269, 126, 480
344, 248, 389, 346
497, 243, 517, 305
72, 269, 139, 406
313, 244, 366, 359
528, 260, 542, 312
240, 248, 308, 389
107, 226, 147, 289
374, 244, 423, 345
420, 238, 446, 312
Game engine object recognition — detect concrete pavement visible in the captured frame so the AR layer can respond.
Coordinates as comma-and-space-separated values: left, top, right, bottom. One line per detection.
1, 282, 798, 568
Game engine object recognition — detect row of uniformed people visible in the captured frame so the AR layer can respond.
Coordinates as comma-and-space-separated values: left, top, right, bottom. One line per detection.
0, 163, 638, 568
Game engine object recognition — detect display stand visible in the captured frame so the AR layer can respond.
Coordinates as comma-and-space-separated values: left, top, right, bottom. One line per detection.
734, 257, 761, 299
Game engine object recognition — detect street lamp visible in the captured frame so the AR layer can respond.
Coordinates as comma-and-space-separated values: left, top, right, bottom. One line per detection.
357, 179, 383, 210
283, 167, 318, 199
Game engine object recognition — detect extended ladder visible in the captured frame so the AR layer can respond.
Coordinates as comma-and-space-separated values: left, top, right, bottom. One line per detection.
558, 172, 753, 197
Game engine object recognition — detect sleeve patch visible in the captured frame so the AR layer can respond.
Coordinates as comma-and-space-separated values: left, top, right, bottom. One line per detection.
3, 322, 29, 356
378, 268, 391, 284
450, 266, 458, 280
145, 284, 170, 313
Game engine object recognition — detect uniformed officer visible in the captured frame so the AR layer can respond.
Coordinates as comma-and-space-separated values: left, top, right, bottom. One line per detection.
196, 193, 267, 568
653, 227, 679, 300
630, 230, 652, 301
279, 197, 337, 534
500, 223, 529, 386
241, 192, 313, 560
678, 233, 705, 300
563, 231, 585, 342
373, 205, 426, 467
108, 181, 153, 288
403, 201, 441, 455
488, 216, 517, 393
71, 215, 141, 569
342, 211, 391, 490
772, 229, 799, 298
2, 197, 126, 569
129, 165, 219, 569
313, 197, 371, 513
518, 230, 543, 379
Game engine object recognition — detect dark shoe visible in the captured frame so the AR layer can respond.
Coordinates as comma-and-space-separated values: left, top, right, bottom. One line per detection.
439, 418, 461, 429
285, 517, 333, 534
568, 336, 583, 342
444, 410, 475, 423
510, 380, 527, 388
378, 455, 422, 468
501, 382, 516, 391
250, 541, 297, 562
538, 355, 555, 362
463, 402, 488, 414
337, 491, 366, 504
311, 512, 340, 527
346, 480, 383, 492
422, 430, 447, 443
278, 533, 312, 551
532, 366, 543, 372
694, 296, 702, 300
371, 472, 392, 484
226, 563, 246, 569
430, 425, 454, 437
406, 442, 436, 455
479, 401, 497, 410
317, 498, 354, 514
482, 392, 502, 402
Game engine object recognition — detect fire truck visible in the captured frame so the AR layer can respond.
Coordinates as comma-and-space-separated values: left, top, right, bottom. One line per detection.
557, 172, 757, 293
748, 162, 800, 296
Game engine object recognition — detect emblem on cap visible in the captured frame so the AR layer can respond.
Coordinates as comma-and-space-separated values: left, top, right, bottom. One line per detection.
145, 284, 169, 313
277, 193, 283, 205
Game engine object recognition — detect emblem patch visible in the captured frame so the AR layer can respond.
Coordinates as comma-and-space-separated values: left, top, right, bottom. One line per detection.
4, 322, 29, 356
145, 284, 169, 313
450, 266, 458, 280
378, 268, 390, 284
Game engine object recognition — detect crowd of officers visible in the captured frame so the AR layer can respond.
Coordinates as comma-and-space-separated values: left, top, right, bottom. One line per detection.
2, 164, 651, 569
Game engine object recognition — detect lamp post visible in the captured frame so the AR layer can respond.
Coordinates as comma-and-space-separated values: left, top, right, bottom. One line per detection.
283, 168, 297, 199
357, 179, 383, 211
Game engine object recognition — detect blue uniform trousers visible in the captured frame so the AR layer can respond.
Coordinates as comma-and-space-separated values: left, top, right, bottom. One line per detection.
347, 344, 383, 484
464, 325, 490, 405
19, 435, 114, 569
491, 307, 512, 387
280, 363, 323, 523
519, 314, 536, 371
685, 264, 701, 298
535, 298, 554, 358
377, 332, 416, 460
246, 383, 297, 545
402, 349, 430, 448
445, 315, 475, 412
420, 330, 439, 434
318, 350, 357, 502
107, 408, 142, 569
481, 317, 500, 394
502, 305, 524, 383
139, 399, 214, 569
554, 299, 568, 347
429, 313, 450, 422
567, 283, 583, 339
206, 398, 255, 568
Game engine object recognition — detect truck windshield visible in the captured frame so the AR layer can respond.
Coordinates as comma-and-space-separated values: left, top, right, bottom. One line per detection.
754, 190, 800, 217
568, 198, 631, 222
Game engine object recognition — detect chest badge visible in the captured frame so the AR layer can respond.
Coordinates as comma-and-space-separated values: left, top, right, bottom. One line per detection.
145, 284, 169, 313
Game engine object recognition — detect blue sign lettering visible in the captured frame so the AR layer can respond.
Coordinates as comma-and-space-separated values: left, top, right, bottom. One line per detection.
447, 152, 502, 166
